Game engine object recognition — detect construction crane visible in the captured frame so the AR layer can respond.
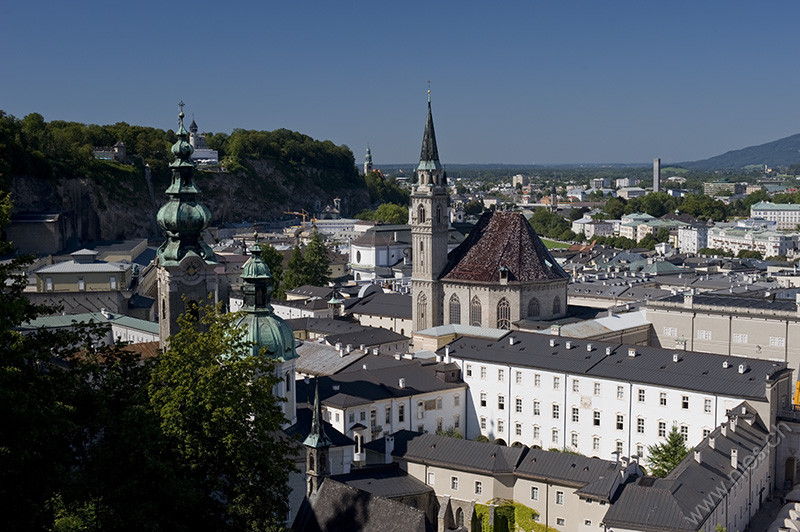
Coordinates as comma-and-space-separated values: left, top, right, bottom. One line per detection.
284, 209, 310, 225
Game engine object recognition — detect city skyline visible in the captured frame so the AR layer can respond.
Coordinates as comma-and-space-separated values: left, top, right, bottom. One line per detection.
3, 1, 800, 165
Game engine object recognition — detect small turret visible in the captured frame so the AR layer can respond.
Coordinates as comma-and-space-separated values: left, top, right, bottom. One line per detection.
303, 379, 332, 496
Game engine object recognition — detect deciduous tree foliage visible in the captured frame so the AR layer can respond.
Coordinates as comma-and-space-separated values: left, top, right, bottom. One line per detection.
149, 302, 295, 531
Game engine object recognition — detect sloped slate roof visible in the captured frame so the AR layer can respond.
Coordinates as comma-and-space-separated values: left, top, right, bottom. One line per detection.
401, 433, 525, 476
515, 448, 620, 492
350, 292, 412, 319
440, 211, 568, 283
331, 463, 433, 498
292, 479, 433, 532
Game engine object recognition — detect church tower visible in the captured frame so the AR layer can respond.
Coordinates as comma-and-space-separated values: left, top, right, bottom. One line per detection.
411, 90, 449, 332
233, 240, 299, 427
303, 379, 332, 497
189, 117, 198, 149
156, 103, 218, 347
364, 146, 373, 175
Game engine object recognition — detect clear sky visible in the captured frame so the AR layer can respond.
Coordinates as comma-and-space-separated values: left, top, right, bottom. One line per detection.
2, 1, 800, 165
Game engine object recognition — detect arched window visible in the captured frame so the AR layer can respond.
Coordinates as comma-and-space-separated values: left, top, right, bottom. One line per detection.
449, 294, 461, 325
552, 295, 561, 316
356, 250, 361, 263
436, 205, 442, 224
417, 292, 427, 329
418, 205, 426, 223
528, 297, 540, 318
456, 508, 464, 527
470, 296, 482, 327
497, 298, 511, 329
285, 372, 291, 392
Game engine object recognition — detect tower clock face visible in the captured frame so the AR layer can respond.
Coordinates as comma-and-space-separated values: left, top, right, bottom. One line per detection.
182, 256, 204, 282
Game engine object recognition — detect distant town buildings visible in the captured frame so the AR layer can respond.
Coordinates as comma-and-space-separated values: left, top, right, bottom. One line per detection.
188, 117, 219, 164
751, 201, 800, 231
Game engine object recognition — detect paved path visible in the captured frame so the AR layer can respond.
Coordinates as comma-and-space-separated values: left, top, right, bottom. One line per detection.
745, 495, 784, 532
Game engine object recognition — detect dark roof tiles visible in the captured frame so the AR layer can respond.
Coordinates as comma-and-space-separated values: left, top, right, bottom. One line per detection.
441, 212, 568, 283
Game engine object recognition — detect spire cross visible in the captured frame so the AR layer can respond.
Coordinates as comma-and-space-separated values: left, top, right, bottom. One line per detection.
178, 101, 185, 127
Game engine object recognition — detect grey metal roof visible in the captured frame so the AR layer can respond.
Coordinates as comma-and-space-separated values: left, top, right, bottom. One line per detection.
515, 448, 620, 496
603, 403, 770, 531
36, 260, 132, 274
331, 463, 433, 498
286, 285, 335, 299
20, 311, 159, 335
653, 292, 798, 313
295, 358, 465, 410
350, 292, 412, 319
284, 405, 355, 447
295, 341, 370, 376
324, 328, 408, 349
286, 317, 367, 335
400, 433, 526, 476
444, 331, 788, 400
292, 479, 434, 532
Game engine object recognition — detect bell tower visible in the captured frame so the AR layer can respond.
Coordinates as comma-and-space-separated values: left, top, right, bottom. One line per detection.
303, 379, 332, 497
411, 88, 449, 332
156, 102, 218, 347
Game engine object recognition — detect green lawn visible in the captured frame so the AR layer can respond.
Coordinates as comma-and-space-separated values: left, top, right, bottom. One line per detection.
540, 238, 571, 249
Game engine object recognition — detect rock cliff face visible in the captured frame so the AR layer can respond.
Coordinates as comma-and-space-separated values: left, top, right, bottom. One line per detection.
11, 159, 370, 242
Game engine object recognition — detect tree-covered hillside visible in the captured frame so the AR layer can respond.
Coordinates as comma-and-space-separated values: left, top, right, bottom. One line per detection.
0, 111, 369, 240
679, 132, 800, 170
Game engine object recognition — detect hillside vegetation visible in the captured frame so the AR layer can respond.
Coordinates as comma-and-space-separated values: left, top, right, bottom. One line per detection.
0, 111, 369, 241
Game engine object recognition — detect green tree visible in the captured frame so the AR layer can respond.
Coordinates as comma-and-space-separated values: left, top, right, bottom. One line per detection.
463, 199, 484, 216
355, 203, 408, 224
605, 196, 627, 219
281, 245, 306, 291
149, 302, 294, 531
304, 230, 331, 287
259, 243, 285, 300
647, 426, 690, 477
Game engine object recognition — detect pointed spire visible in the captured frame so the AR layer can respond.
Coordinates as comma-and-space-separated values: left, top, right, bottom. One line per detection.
303, 378, 332, 448
418, 86, 441, 171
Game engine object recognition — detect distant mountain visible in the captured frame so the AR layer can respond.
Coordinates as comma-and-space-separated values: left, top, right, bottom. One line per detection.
680, 133, 800, 170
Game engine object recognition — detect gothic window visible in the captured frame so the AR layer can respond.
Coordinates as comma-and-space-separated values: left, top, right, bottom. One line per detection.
497, 298, 511, 329
528, 297, 540, 318
449, 294, 461, 325
418, 205, 426, 223
285, 372, 291, 392
436, 205, 442, 224
417, 292, 427, 329
455, 508, 464, 527
552, 295, 561, 316
470, 296, 482, 327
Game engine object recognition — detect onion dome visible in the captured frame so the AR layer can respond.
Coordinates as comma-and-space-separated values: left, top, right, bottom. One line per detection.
234, 243, 298, 361
156, 102, 216, 265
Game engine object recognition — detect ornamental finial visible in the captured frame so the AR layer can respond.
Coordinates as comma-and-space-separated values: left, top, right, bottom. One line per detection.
178, 101, 185, 124
427, 81, 431, 102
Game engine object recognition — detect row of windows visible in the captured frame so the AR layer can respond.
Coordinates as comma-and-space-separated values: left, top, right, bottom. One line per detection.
481, 417, 709, 444
45, 276, 118, 291
441, 295, 562, 328
476, 390, 710, 415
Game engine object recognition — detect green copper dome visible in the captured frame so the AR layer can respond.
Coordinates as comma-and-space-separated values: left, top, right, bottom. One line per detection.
156, 104, 216, 265
234, 243, 297, 361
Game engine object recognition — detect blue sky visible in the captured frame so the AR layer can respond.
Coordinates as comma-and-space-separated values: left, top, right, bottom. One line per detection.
2, 1, 800, 165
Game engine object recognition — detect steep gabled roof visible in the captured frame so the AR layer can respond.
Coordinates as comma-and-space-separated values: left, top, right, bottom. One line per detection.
440, 211, 568, 283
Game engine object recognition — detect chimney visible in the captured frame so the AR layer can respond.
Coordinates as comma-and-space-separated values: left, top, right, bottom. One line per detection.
444, 345, 451, 364
721, 425, 727, 437
566, 341, 573, 350
346, 344, 353, 354
731, 448, 738, 469
628, 348, 637, 357
398, 378, 406, 389
606, 347, 612, 355
694, 450, 702, 464
738, 364, 748, 374
362, 364, 368, 370
373, 348, 380, 356
587, 343, 593, 352
100, 308, 111, 319
509, 336, 516, 346
385, 433, 395, 464
673, 353, 680, 363
722, 360, 729, 369
709, 436, 715, 449
549, 338, 556, 347
360, 344, 366, 351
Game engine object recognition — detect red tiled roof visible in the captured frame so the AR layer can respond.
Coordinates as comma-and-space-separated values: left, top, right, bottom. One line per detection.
440, 211, 569, 283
